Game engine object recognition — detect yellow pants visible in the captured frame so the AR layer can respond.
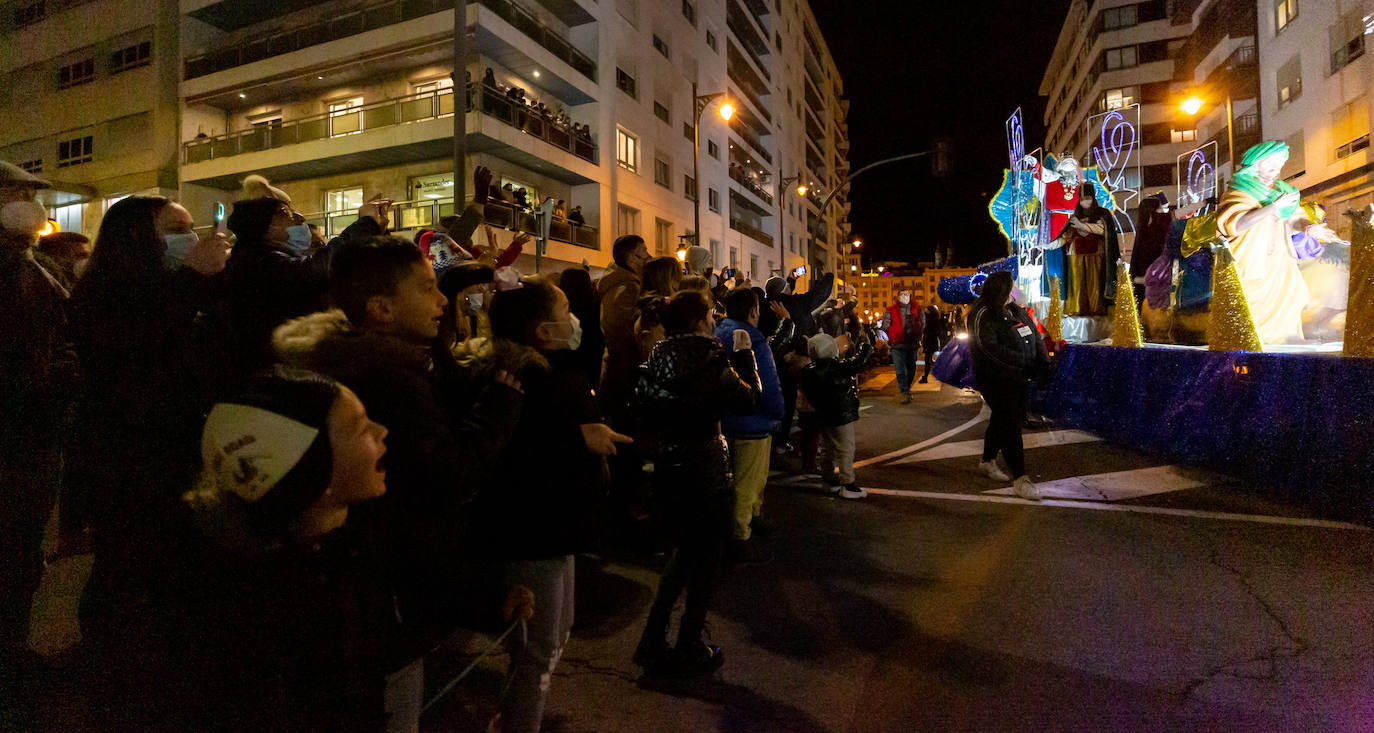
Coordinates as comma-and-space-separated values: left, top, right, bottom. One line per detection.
1065, 252, 1105, 316
730, 436, 771, 540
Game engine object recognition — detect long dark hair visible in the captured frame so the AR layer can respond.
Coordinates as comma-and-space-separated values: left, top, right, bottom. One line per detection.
971, 271, 1014, 320
71, 195, 173, 317
1074, 183, 1109, 223
1135, 196, 1167, 235
640, 256, 682, 297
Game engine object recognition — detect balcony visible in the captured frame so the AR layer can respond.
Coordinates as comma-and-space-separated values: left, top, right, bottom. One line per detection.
183, 0, 594, 84
728, 164, 773, 206
729, 218, 774, 248
182, 84, 597, 188
729, 122, 772, 165
726, 0, 770, 78
386, 197, 599, 248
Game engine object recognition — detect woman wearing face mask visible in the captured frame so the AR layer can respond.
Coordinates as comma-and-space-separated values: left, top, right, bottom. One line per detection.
224, 183, 334, 374
65, 195, 229, 692
458, 277, 629, 733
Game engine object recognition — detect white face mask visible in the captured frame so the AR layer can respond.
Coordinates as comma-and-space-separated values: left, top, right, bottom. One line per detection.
163, 232, 199, 270
466, 291, 483, 312
540, 313, 581, 350
285, 224, 312, 255
1, 199, 48, 236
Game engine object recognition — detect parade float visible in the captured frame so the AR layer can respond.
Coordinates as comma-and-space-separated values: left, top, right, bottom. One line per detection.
936, 105, 1374, 516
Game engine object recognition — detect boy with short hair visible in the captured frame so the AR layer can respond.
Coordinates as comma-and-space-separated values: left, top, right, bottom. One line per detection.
801, 332, 873, 499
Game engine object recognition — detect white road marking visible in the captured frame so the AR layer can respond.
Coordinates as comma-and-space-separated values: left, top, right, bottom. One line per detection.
891, 430, 1101, 465
853, 406, 990, 468
982, 465, 1204, 501
862, 487, 1371, 532
859, 405, 874, 411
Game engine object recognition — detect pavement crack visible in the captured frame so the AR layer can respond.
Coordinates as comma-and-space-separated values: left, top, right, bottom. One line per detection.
558, 655, 639, 685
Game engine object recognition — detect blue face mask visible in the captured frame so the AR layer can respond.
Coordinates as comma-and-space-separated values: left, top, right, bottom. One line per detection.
285, 224, 312, 256
163, 232, 199, 270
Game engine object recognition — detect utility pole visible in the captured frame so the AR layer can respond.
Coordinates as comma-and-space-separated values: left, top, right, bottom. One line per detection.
452, 0, 467, 206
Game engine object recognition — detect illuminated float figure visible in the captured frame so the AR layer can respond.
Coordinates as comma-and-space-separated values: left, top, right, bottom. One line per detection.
1047, 182, 1119, 316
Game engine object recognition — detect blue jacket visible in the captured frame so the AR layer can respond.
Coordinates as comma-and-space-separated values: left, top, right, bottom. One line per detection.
715, 318, 784, 438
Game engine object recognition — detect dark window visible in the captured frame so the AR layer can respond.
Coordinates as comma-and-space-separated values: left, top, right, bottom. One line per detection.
14, 1, 44, 26
684, 175, 697, 201
58, 58, 95, 88
110, 41, 152, 73
1138, 40, 1168, 63
57, 135, 93, 167
652, 34, 670, 59
683, 122, 694, 141
681, 0, 695, 26
707, 139, 719, 158
654, 158, 671, 188
19, 159, 42, 174
775, 32, 782, 52
1101, 4, 1137, 30
654, 101, 670, 123
1103, 45, 1138, 70
616, 67, 636, 98
1330, 33, 1365, 75
706, 30, 717, 51
1337, 134, 1369, 160
708, 188, 720, 212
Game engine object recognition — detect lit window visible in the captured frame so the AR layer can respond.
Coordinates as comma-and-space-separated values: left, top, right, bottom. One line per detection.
329, 97, 364, 136
616, 128, 639, 172
53, 203, 83, 235
412, 77, 453, 96
326, 188, 364, 213
1170, 129, 1198, 143
1275, 0, 1297, 33
1104, 87, 1135, 110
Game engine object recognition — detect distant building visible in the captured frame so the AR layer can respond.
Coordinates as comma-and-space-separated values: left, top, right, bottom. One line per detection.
1257, 0, 1371, 242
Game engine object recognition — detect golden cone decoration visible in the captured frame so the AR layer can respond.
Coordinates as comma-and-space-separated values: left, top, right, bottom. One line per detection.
1046, 276, 1064, 343
1345, 207, 1374, 357
1207, 246, 1263, 352
1111, 260, 1143, 347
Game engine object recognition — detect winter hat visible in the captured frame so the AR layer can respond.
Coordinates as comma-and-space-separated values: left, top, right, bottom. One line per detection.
197, 369, 339, 538
765, 276, 787, 298
427, 231, 473, 273
228, 197, 286, 243
240, 174, 291, 205
685, 246, 712, 275
438, 261, 495, 301
493, 265, 522, 291
808, 333, 838, 360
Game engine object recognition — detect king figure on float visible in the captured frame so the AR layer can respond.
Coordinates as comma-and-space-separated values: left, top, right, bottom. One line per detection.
1215, 141, 1338, 345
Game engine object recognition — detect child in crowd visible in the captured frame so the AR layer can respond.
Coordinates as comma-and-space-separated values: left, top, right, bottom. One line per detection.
801, 332, 873, 499
782, 337, 820, 475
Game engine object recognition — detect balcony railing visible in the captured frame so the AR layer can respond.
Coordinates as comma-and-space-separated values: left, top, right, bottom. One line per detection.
728, 166, 773, 205
390, 197, 599, 249
183, 0, 594, 82
729, 218, 774, 247
475, 0, 596, 81
183, 84, 596, 165
729, 121, 772, 165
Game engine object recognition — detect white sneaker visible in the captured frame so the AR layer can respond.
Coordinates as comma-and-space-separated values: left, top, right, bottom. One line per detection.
838, 484, 867, 499
979, 460, 1011, 482
1013, 475, 1041, 501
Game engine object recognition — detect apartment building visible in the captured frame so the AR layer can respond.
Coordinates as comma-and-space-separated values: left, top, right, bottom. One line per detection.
1039, 0, 1260, 212
843, 248, 975, 325
1258, 0, 1371, 241
172, 0, 850, 280
1, 0, 182, 236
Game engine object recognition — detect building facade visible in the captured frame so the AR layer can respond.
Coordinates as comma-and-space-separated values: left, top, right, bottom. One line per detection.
1257, 0, 1371, 241
1, 0, 182, 235
171, 0, 850, 280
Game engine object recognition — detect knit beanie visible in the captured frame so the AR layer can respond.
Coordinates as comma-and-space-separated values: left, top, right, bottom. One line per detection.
438, 261, 495, 301
685, 246, 712, 275
227, 197, 283, 243
197, 368, 338, 539
765, 276, 787, 298
808, 333, 838, 360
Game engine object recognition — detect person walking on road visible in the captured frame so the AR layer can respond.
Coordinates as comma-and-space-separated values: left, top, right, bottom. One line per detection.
880, 290, 922, 403
968, 272, 1047, 500
920, 304, 941, 384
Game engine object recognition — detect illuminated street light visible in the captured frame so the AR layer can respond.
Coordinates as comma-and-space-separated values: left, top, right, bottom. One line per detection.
676, 249, 687, 262
718, 102, 734, 121
1180, 97, 1204, 115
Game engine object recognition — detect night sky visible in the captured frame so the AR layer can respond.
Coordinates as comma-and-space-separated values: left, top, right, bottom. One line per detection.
812, 0, 1072, 267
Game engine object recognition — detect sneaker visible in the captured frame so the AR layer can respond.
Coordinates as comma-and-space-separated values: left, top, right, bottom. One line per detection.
979, 460, 1012, 482
900, 392, 912, 404
918, 376, 929, 384
665, 640, 725, 677
1013, 475, 1041, 500
838, 484, 867, 499
729, 538, 773, 565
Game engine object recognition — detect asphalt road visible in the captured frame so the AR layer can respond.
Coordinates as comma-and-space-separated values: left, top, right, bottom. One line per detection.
431, 366, 1374, 732
21, 366, 1374, 732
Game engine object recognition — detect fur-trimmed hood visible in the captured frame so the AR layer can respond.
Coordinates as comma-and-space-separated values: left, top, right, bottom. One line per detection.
449, 336, 549, 382
273, 309, 431, 378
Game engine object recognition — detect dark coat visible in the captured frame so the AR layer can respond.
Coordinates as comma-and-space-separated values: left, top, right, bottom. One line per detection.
969, 303, 1048, 386
272, 310, 523, 639
595, 264, 642, 417
800, 340, 873, 427
454, 339, 607, 560
633, 335, 760, 536
1, 240, 73, 466
761, 271, 835, 341
225, 222, 348, 373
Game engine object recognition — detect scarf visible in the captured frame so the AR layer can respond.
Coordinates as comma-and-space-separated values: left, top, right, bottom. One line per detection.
1230, 141, 1299, 218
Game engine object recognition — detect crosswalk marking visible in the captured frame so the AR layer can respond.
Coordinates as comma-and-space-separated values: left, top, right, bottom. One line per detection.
853, 407, 990, 468
981, 465, 1204, 501
891, 430, 1100, 465
862, 487, 1371, 532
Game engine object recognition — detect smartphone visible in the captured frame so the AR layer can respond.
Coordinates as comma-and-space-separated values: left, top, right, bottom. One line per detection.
213, 201, 227, 235
722, 267, 736, 279
792, 265, 806, 278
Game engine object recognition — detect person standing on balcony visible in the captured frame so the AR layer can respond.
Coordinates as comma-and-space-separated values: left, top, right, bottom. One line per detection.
568, 205, 585, 226
880, 290, 922, 404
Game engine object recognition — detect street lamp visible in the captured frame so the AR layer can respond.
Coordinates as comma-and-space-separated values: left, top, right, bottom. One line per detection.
1180, 91, 1235, 172
692, 83, 733, 250
852, 239, 861, 249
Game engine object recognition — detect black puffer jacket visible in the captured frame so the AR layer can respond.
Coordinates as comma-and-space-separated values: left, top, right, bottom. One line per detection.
634, 334, 760, 536
800, 339, 873, 427
224, 233, 338, 373
969, 303, 1047, 385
